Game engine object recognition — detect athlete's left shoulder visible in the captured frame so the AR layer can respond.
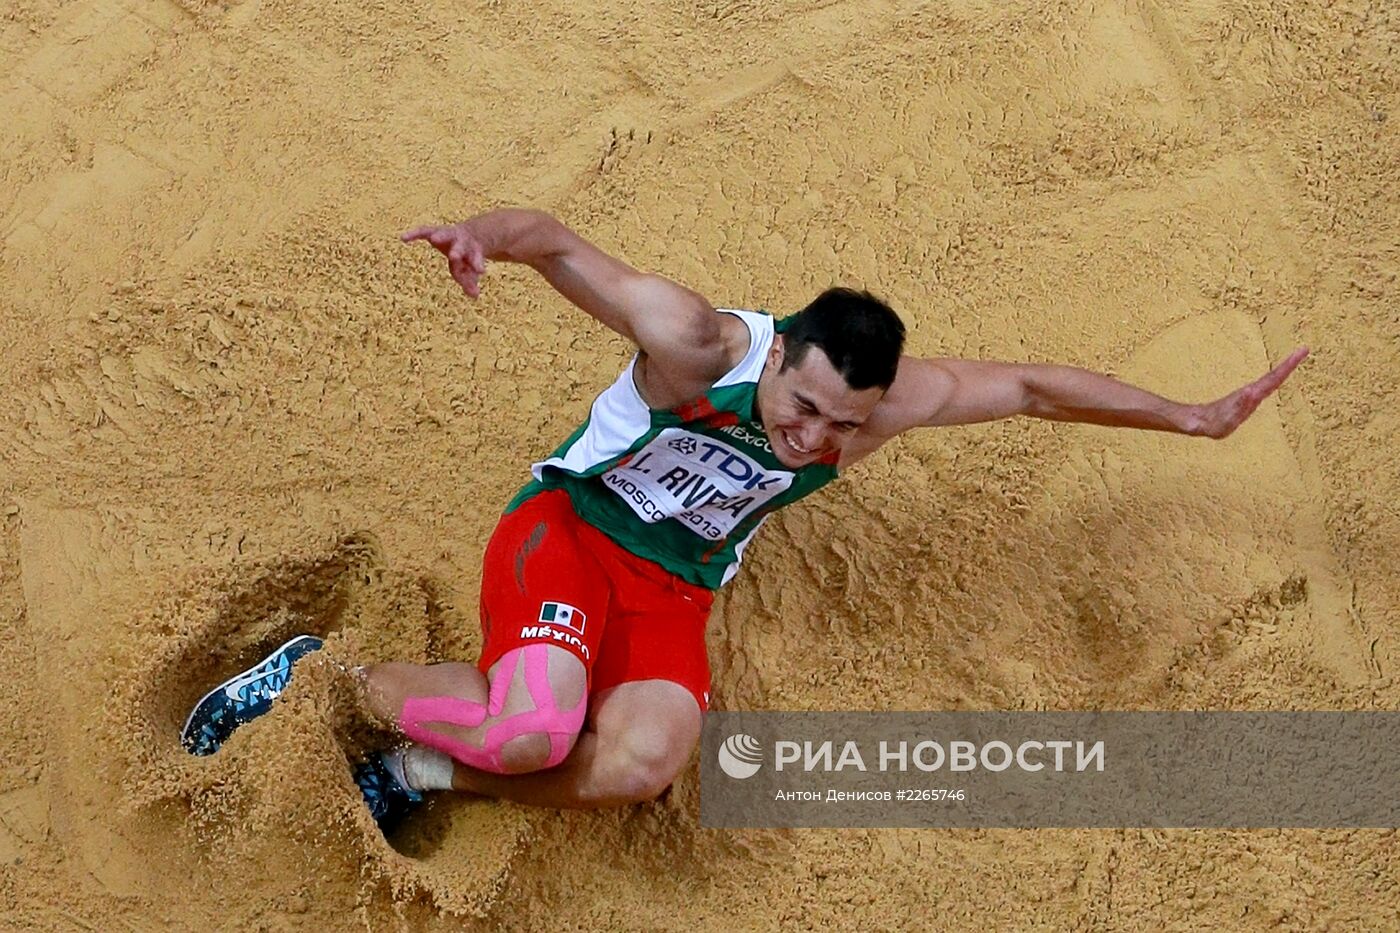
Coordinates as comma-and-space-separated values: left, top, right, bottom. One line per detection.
837, 357, 952, 467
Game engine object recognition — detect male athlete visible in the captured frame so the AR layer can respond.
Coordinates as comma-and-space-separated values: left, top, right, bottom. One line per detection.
182, 208, 1307, 826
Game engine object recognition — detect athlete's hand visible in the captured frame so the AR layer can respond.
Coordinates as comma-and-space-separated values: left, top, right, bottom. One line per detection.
1190, 346, 1309, 439
401, 222, 488, 298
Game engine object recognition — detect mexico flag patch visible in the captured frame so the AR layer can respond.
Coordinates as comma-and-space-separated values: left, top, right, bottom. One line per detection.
539, 601, 587, 635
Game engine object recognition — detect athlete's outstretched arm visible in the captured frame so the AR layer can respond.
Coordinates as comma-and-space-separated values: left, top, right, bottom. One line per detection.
864, 348, 1308, 441
402, 209, 727, 377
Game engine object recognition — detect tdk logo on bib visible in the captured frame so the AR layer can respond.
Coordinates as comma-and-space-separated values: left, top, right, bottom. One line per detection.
602, 428, 794, 540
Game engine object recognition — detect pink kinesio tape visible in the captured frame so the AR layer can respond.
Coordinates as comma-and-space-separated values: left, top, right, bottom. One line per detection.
398, 644, 585, 773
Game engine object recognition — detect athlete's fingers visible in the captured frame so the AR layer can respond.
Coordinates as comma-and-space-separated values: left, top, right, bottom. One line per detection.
1223, 346, 1307, 416
467, 242, 486, 275
445, 253, 477, 294
1263, 346, 1309, 390
401, 225, 438, 243
1250, 347, 1307, 398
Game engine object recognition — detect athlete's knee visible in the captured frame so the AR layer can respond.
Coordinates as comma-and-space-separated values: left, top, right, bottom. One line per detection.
610, 727, 693, 802
396, 644, 585, 774
400, 702, 583, 774
496, 730, 580, 774
613, 764, 676, 804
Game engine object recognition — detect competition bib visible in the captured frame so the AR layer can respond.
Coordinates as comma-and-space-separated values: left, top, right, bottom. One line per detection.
599, 428, 795, 541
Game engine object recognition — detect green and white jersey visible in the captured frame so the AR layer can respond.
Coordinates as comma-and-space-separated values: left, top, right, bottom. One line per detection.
507, 309, 840, 590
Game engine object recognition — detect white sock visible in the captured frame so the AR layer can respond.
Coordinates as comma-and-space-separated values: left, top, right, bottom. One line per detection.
389, 745, 455, 792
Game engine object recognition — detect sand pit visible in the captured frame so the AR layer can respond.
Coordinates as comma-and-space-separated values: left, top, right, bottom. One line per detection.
2, 0, 1397, 927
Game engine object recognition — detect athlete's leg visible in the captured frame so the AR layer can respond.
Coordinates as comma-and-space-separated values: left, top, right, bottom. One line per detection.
442, 678, 701, 808
362, 645, 585, 774
431, 526, 716, 806
360, 490, 605, 776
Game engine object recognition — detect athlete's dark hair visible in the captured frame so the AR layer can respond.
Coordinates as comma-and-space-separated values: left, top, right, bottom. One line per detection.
781, 287, 906, 390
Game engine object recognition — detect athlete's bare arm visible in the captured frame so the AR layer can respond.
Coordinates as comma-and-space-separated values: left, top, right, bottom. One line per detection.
847, 348, 1309, 459
402, 209, 734, 399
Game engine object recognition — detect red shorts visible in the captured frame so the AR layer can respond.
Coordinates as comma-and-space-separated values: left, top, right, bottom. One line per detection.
477, 488, 715, 711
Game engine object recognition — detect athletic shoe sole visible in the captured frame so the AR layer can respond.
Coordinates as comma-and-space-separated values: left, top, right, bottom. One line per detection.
181, 634, 325, 755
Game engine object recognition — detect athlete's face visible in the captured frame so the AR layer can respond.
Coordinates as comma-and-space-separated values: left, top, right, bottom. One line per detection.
755, 337, 885, 469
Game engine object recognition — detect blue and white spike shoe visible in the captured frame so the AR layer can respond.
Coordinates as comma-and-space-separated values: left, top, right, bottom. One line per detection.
181, 635, 325, 756
353, 751, 424, 834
